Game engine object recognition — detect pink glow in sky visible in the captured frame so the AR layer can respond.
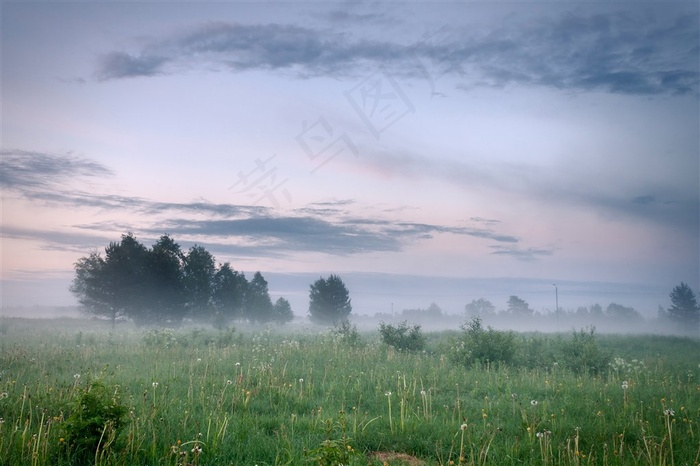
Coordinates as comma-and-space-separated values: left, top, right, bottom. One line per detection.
2, 2, 698, 316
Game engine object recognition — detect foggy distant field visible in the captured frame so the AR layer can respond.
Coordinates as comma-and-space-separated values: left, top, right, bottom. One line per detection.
1, 317, 698, 465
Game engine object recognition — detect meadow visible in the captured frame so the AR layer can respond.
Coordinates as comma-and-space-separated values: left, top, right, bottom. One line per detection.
0, 317, 698, 465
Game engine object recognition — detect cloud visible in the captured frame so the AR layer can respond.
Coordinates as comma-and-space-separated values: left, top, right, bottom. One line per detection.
1, 225, 114, 253
490, 245, 556, 261
2, 153, 268, 219
96, 52, 169, 80
356, 146, 698, 237
94, 10, 698, 96
0, 149, 113, 192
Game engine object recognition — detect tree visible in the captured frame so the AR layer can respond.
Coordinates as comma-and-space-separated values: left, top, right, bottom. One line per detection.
668, 282, 700, 328
70, 233, 149, 327
605, 303, 642, 321
183, 245, 216, 319
464, 298, 495, 317
308, 274, 352, 325
143, 235, 186, 325
212, 263, 247, 326
272, 297, 294, 324
507, 295, 532, 316
244, 272, 274, 323
71, 253, 112, 323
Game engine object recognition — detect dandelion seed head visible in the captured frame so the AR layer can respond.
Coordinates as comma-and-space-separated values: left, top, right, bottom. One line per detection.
531, 400, 538, 406
73, 374, 80, 379
152, 382, 159, 388
460, 423, 467, 431
385, 391, 392, 397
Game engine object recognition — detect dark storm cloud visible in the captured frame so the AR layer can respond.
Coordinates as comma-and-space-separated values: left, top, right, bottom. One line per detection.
95, 10, 698, 95
0, 149, 113, 191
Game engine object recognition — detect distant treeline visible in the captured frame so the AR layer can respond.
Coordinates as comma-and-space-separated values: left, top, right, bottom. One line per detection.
363, 289, 699, 335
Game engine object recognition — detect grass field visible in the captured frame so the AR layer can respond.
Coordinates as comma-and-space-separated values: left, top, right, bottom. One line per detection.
0, 317, 698, 465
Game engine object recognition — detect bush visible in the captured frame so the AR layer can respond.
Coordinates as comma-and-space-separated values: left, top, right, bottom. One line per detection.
560, 326, 610, 375
332, 319, 362, 347
378, 321, 426, 351
63, 381, 128, 464
451, 316, 516, 367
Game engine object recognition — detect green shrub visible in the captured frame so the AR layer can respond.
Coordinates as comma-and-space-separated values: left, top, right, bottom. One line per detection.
63, 381, 128, 464
332, 319, 362, 347
378, 321, 426, 351
560, 326, 610, 375
452, 316, 516, 367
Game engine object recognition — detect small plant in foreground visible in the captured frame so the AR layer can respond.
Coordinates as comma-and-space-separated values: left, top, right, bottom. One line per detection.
62, 380, 127, 465
305, 410, 365, 465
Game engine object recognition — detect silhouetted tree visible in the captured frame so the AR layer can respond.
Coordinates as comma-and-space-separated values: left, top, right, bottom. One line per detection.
308, 274, 352, 324
605, 303, 642, 321
465, 298, 496, 317
272, 297, 294, 323
507, 295, 532, 316
71, 233, 149, 327
212, 263, 247, 326
668, 282, 700, 328
183, 245, 216, 319
244, 272, 274, 323
143, 235, 187, 325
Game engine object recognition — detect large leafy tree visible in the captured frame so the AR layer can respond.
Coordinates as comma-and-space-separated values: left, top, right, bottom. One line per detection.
212, 263, 248, 326
143, 235, 186, 325
668, 282, 700, 328
244, 272, 274, 324
272, 297, 294, 323
70, 233, 149, 327
183, 245, 216, 319
308, 274, 352, 325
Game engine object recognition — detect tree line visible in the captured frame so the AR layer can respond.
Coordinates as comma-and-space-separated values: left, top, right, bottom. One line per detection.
70, 233, 352, 327
463, 284, 699, 329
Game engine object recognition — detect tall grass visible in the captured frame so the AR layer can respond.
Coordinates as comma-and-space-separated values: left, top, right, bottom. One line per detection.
0, 317, 698, 465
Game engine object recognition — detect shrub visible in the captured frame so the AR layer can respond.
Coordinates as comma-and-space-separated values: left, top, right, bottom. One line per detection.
378, 321, 426, 351
452, 316, 516, 367
560, 326, 610, 375
63, 381, 128, 464
332, 319, 362, 347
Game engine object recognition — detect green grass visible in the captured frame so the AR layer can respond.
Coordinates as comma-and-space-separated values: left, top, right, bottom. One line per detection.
0, 317, 698, 465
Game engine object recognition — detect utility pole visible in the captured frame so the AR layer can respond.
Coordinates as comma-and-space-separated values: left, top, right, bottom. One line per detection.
553, 284, 559, 332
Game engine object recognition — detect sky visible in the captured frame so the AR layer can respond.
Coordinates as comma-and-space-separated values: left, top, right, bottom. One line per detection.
1, 1, 699, 318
